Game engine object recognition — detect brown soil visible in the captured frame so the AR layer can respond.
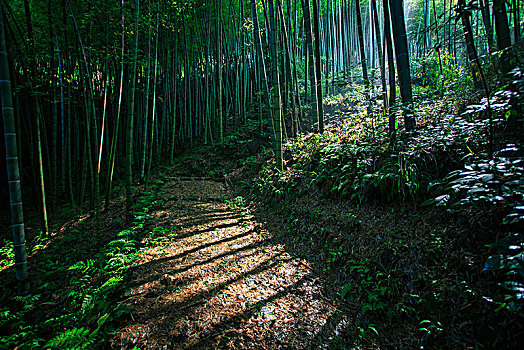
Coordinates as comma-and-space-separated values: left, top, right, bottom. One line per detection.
2, 120, 521, 349
111, 178, 359, 349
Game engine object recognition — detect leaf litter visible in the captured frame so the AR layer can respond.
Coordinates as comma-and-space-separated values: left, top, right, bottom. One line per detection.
112, 178, 356, 349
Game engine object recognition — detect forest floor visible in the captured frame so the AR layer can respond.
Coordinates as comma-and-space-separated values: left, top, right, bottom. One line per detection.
108, 113, 521, 348
1, 92, 523, 349
111, 176, 355, 349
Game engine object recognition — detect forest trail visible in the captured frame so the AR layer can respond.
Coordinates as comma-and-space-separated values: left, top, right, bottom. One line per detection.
113, 178, 352, 349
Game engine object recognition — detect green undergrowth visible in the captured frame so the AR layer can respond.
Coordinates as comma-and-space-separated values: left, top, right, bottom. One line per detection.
169, 118, 268, 179
425, 68, 524, 316
0, 184, 168, 349
253, 101, 486, 205
0, 116, 268, 349
236, 76, 523, 347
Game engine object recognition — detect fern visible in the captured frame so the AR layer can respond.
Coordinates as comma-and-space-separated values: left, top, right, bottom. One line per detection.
0, 307, 18, 328
117, 229, 133, 238
96, 313, 110, 330
81, 294, 94, 314
45, 327, 94, 349
42, 313, 76, 328
12, 294, 41, 312
99, 276, 124, 294
339, 282, 352, 300
1, 325, 43, 349
68, 259, 97, 273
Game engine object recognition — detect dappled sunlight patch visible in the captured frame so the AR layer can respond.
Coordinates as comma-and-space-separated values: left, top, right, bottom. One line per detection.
112, 177, 354, 349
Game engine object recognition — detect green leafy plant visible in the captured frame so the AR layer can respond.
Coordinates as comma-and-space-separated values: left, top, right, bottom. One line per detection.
366, 151, 421, 202
226, 196, 247, 208
44, 327, 93, 349
0, 239, 14, 269
0, 204, 149, 348
484, 231, 524, 313
426, 140, 523, 314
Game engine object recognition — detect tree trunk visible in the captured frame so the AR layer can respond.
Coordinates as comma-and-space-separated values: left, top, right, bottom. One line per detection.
371, 0, 387, 113
1, 2, 29, 295
311, 0, 324, 133
23, 0, 49, 234
480, 0, 494, 52
147, 0, 159, 181
513, 0, 520, 43
355, 0, 369, 87
302, 0, 317, 110
217, 1, 224, 143
105, 0, 125, 211
126, 0, 139, 215
493, 0, 512, 74
389, 0, 416, 131
251, 0, 271, 126
457, 0, 483, 89
383, 0, 396, 137
268, 0, 284, 171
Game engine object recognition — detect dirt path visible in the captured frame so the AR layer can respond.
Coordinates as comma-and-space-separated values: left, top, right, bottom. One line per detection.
112, 179, 353, 349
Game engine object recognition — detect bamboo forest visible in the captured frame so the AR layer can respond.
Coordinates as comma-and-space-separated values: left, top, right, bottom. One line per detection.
1, 0, 523, 348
